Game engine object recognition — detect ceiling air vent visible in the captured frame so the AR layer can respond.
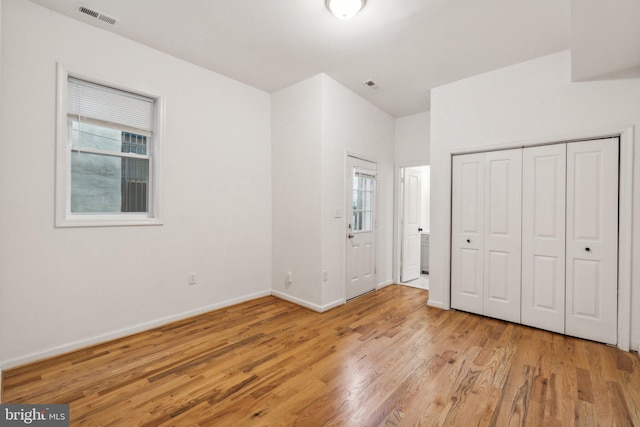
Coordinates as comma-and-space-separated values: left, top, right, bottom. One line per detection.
78, 5, 99, 18
98, 14, 117, 25
78, 5, 118, 25
363, 80, 378, 89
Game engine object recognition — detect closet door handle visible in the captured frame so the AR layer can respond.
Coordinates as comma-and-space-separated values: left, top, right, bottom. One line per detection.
585, 247, 591, 252
466, 239, 471, 243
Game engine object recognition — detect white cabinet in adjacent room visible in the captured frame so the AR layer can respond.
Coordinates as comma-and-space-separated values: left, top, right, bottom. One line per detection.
421, 234, 429, 274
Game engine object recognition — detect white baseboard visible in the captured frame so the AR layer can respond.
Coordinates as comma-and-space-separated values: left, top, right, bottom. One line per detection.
377, 280, 394, 289
273, 281, 395, 312
271, 290, 342, 313
321, 298, 346, 312
1, 289, 272, 370
400, 282, 427, 290
427, 299, 445, 309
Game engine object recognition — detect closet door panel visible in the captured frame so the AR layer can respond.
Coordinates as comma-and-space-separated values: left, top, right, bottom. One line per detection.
521, 144, 566, 333
451, 153, 484, 315
483, 149, 522, 323
566, 138, 618, 345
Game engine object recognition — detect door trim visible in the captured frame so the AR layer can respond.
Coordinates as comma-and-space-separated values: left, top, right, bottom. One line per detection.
439, 126, 634, 351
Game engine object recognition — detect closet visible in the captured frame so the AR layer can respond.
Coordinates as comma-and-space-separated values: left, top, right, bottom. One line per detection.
451, 138, 619, 345
451, 149, 522, 324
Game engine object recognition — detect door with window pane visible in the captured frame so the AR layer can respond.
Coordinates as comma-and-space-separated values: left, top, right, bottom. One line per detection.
346, 156, 377, 299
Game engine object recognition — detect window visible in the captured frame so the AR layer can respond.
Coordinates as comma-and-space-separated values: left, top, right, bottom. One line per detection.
352, 170, 375, 232
56, 66, 163, 227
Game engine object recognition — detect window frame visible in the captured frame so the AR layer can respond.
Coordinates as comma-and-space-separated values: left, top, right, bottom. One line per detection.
55, 64, 164, 227
352, 170, 375, 233
351, 166, 377, 234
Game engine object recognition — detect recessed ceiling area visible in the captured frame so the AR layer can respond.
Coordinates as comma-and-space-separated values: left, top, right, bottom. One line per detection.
27, 0, 633, 117
571, 0, 640, 81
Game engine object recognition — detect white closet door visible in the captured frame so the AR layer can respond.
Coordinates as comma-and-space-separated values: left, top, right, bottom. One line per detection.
483, 149, 522, 323
521, 144, 566, 333
451, 153, 484, 315
566, 138, 618, 344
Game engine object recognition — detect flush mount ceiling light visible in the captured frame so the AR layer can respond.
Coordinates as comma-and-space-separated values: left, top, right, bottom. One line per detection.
326, 0, 366, 19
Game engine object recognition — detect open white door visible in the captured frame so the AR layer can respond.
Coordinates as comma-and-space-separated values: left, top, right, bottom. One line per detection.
346, 156, 377, 300
401, 168, 422, 282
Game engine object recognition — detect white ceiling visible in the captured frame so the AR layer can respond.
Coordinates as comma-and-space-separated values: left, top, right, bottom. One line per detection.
28, 0, 575, 117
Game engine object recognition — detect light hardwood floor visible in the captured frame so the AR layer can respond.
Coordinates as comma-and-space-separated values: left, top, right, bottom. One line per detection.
3, 285, 639, 426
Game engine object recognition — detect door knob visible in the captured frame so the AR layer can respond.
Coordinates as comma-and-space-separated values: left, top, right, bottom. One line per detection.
585, 247, 591, 252
418, 228, 423, 232
466, 239, 471, 243
348, 233, 354, 239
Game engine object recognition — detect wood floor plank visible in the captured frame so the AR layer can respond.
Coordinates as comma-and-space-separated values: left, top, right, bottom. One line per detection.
2, 285, 639, 426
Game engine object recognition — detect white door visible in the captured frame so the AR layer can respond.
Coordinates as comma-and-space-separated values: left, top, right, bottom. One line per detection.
401, 168, 422, 282
346, 156, 377, 300
521, 144, 566, 333
565, 138, 618, 344
483, 149, 522, 323
451, 153, 484, 315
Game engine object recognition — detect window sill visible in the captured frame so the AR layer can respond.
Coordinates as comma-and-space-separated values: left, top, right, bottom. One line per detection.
55, 216, 163, 228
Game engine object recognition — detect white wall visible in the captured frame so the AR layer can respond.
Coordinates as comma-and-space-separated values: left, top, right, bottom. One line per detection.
430, 50, 640, 350
0, 0, 272, 366
420, 166, 430, 233
321, 75, 395, 306
413, 166, 430, 233
571, 0, 640, 81
395, 111, 430, 166
271, 76, 323, 307
393, 112, 430, 284
271, 74, 395, 310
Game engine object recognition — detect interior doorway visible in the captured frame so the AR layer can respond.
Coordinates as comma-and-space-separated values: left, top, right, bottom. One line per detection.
399, 165, 430, 289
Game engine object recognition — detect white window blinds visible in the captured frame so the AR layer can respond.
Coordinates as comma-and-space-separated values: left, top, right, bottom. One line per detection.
67, 77, 154, 132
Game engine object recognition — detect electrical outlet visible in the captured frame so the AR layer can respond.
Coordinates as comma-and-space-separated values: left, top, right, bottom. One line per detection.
286, 271, 293, 285
188, 273, 197, 285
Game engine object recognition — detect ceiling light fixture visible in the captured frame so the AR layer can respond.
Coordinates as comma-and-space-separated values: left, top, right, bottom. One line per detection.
326, 0, 366, 19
